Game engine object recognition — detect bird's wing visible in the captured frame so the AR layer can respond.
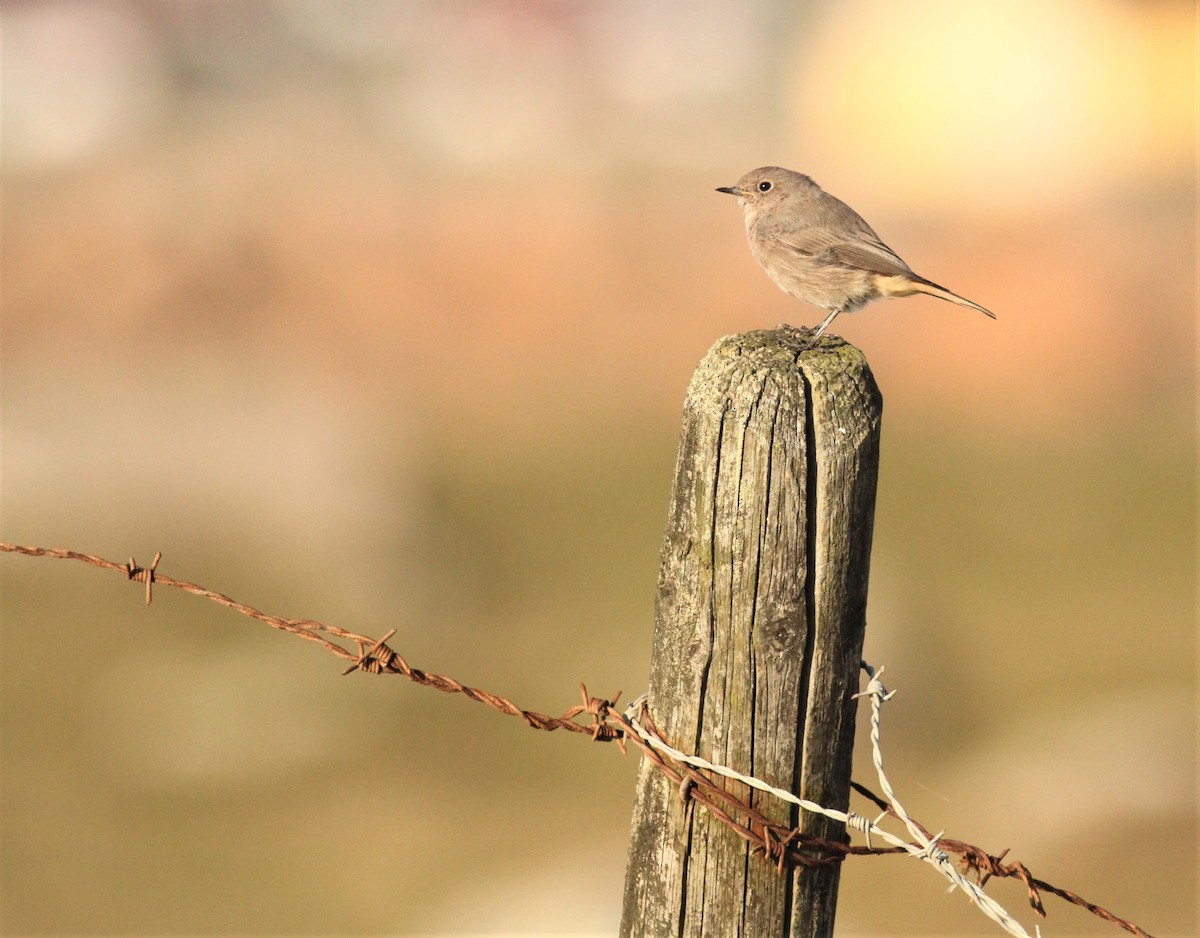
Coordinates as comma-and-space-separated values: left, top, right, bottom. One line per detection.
764, 226, 916, 279
826, 241, 916, 279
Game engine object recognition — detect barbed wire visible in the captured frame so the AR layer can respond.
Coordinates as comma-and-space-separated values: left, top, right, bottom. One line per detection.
0, 541, 1156, 937
622, 670, 1030, 936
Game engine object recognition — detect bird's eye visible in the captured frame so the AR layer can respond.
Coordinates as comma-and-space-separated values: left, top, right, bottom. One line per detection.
758, 181, 772, 192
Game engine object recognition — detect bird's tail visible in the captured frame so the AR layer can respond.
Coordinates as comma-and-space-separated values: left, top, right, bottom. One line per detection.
908, 277, 996, 319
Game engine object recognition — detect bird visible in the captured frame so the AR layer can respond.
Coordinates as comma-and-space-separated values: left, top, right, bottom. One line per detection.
716, 166, 995, 343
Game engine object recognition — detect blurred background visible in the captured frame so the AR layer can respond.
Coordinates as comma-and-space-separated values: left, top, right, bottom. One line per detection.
1, 0, 1194, 934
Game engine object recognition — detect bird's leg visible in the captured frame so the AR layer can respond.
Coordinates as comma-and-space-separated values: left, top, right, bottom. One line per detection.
803, 308, 841, 348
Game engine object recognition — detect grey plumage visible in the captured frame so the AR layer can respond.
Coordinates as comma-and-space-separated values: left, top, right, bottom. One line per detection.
717, 166, 994, 341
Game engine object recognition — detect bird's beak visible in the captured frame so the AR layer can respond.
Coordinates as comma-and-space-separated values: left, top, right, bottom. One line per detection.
716, 185, 743, 196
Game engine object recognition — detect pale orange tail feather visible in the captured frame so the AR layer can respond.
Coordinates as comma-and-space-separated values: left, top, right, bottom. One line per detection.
909, 278, 996, 319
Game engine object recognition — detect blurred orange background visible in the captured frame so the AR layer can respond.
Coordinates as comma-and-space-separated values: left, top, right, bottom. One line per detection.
1, 1, 1194, 935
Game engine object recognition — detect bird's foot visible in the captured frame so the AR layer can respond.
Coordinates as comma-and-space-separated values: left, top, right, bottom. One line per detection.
776, 322, 837, 351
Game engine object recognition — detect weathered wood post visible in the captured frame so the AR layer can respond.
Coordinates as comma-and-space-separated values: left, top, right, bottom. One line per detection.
620, 328, 882, 938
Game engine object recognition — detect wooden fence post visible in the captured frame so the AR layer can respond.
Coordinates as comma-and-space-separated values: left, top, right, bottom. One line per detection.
620, 329, 882, 938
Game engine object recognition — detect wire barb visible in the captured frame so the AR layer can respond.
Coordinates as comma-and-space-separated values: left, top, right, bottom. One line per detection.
845, 811, 873, 849
125, 551, 161, 605
342, 628, 399, 675
560, 684, 624, 746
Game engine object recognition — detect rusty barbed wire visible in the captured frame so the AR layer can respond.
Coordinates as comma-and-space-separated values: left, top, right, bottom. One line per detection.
0, 541, 1157, 938
0, 543, 618, 738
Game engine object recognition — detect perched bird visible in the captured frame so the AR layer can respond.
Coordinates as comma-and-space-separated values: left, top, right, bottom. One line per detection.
717, 166, 995, 342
